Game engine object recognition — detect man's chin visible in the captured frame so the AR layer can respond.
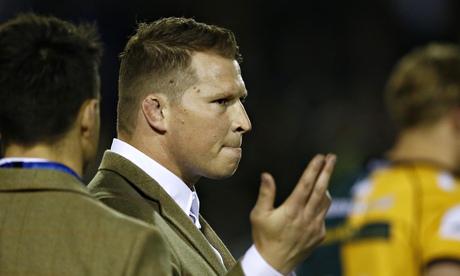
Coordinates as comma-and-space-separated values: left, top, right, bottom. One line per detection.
206, 165, 239, 180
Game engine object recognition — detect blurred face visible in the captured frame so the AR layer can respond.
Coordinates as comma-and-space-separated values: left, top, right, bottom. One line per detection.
164, 52, 252, 186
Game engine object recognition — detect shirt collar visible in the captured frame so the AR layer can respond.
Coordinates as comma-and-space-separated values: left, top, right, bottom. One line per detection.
110, 138, 201, 228
0, 157, 48, 165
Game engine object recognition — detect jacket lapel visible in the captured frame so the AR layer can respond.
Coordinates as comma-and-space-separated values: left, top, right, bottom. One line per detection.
200, 216, 237, 269
99, 151, 230, 274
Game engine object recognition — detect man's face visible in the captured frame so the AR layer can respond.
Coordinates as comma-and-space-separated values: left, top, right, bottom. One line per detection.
164, 52, 252, 185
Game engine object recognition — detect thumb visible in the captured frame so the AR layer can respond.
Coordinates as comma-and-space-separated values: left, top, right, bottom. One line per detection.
252, 172, 276, 214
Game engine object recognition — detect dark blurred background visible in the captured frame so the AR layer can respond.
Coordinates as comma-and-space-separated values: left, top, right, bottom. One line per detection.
1, 0, 459, 258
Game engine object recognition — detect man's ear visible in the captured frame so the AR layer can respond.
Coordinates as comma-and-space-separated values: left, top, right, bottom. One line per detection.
79, 98, 100, 165
80, 98, 99, 139
142, 94, 167, 133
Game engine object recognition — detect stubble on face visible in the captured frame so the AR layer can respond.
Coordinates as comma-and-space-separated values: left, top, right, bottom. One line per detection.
163, 52, 251, 185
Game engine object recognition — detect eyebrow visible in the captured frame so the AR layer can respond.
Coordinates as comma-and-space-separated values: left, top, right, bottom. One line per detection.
213, 89, 248, 99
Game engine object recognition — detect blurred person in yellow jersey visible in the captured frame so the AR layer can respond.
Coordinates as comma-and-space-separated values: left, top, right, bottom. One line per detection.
342, 43, 460, 276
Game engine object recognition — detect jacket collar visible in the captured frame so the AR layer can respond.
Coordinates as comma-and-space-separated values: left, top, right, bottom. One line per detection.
0, 168, 90, 198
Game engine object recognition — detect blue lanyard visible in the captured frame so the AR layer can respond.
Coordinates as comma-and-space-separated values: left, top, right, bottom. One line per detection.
0, 161, 81, 180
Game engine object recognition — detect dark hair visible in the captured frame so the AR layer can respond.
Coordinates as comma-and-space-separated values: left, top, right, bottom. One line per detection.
117, 17, 242, 138
385, 43, 460, 129
0, 13, 103, 147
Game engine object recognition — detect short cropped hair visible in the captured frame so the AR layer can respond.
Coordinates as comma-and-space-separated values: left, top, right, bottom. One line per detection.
385, 43, 460, 130
0, 13, 103, 147
117, 17, 242, 138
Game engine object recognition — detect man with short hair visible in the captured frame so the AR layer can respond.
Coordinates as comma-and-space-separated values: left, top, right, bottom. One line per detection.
0, 13, 170, 275
89, 17, 336, 275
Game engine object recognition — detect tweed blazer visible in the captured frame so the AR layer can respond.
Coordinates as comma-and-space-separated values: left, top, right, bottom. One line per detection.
0, 168, 171, 275
88, 151, 245, 276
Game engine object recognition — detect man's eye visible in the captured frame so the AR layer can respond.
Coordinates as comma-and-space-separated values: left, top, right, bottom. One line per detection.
215, 99, 228, 105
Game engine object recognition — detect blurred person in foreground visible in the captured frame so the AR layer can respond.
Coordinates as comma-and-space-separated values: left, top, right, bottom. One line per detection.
0, 13, 170, 275
300, 42, 460, 276
88, 16, 337, 276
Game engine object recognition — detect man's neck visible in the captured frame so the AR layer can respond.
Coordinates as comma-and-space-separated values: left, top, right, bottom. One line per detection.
3, 143, 83, 177
119, 135, 199, 189
386, 120, 457, 172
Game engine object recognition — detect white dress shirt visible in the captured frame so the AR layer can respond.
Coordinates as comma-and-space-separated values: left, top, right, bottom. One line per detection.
110, 138, 292, 276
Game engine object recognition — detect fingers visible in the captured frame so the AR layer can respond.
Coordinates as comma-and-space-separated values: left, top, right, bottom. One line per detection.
252, 153, 336, 221
323, 154, 337, 174
252, 172, 277, 215
311, 190, 332, 222
304, 154, 335, 218
283, 154, 326, 215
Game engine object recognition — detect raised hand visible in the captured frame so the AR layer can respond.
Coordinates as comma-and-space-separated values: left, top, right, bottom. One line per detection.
250, 153, 336, 275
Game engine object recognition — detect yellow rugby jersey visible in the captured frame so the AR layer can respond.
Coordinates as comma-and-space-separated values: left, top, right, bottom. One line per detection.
342, 162, 460, 276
